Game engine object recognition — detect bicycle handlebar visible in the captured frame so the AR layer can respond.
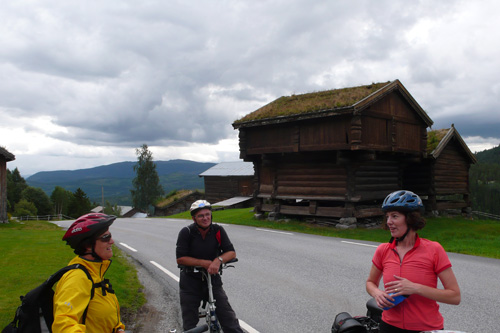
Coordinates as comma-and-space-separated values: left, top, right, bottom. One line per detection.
178, 258, 238, 273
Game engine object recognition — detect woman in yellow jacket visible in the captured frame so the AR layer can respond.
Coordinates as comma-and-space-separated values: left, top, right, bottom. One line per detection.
53, 213, 126, 332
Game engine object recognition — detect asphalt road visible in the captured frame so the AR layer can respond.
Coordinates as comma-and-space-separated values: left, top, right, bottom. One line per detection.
56, 217, 500, 333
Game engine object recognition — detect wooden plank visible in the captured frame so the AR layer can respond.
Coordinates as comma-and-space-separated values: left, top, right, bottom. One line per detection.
355, 207, 384, 218
277, 186, 346, 196
259, 184, 273, 194
435, 201, 467, 210
356, 189, 399, 201
355, 177, 399, 185
277, 174, 346, 181
278, 167, 346, 176
354, 184, 400, 191
355, 171, 399, 177
280, 205, 311, 215
278, 180, 347, 187
275, 195, 347, 201
315, 206, 346, 217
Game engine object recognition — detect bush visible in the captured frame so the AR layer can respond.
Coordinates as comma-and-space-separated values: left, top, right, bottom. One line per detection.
13, 199, 37, 217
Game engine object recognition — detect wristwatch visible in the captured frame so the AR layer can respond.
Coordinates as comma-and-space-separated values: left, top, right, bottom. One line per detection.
218, 256, 223, 263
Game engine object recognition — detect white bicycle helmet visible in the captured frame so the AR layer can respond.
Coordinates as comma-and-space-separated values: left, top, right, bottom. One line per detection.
190, 200, 211, 216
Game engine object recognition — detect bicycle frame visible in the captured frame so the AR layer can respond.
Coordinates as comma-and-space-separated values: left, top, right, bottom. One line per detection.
181, 259, 237, 333
201, 270, 221, 332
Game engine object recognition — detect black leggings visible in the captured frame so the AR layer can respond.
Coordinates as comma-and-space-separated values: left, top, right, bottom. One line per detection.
379, 320, 443, 333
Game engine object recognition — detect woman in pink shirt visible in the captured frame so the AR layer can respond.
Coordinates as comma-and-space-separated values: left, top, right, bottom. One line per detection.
366, 190, 461, 333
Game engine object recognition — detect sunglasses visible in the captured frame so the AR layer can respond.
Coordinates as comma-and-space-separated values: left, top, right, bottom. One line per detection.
98, 233, 112, 243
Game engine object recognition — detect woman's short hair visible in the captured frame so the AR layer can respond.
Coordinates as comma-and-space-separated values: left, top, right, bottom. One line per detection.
383, 210, 426, 231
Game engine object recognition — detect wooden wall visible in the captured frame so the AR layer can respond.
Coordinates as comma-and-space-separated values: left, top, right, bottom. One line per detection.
352, 160, 401, 201
432, 139, 471, 195
253, 153, 408, 218
204, 176, 254, 203
257, 160, 347, 201
240, 91, 428, 161
0, 157, 7, 222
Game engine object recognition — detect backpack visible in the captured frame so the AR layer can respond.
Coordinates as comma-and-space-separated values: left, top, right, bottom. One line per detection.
2, 264, 95, 333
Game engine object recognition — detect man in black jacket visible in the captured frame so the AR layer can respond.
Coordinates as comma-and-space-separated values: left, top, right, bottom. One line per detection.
176, 200, 243, 332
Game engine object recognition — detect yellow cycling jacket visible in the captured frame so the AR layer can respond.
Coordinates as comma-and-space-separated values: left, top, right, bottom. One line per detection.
52, 256, 125, 332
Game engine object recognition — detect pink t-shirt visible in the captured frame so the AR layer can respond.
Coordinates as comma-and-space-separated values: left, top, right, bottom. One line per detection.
372, 235, 452, 331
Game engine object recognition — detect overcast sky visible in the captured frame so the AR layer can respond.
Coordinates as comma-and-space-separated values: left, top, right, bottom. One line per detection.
2, 1, 499, 177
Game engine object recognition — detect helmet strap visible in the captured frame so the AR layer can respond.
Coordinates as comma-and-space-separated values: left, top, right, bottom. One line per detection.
90, 243, 102, 261
395, 226, 410, 243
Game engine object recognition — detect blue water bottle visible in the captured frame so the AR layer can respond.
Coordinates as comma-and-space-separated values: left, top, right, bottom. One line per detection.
383, 294, 408, 310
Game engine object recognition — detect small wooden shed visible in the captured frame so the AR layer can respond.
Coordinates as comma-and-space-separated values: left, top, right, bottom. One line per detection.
232, 80, 475, 220
404, 125, 477, 213
1, 147, 15, 223
199, 161, 254, 204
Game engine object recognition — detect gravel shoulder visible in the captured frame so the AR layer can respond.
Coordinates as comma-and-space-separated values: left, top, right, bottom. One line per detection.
126, 258, 183, 332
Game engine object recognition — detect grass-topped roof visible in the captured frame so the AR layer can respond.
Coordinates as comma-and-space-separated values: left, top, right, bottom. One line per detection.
234, 81, 391, 125
427, 125, 477, 163
427, 128, 449, 153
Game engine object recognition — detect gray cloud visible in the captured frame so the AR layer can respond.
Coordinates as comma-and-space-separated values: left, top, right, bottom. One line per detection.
1, 0, 499, 175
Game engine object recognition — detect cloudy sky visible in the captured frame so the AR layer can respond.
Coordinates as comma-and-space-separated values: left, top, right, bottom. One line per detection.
2, 1, 499, 177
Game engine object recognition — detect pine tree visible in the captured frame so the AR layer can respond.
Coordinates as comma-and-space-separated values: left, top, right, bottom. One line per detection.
68, 188, 92, 218
6, 168, 27, 212
131, 144, 164, 213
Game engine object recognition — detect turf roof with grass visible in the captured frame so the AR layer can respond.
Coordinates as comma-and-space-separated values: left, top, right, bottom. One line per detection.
427, 128, 450, 153
234, 81, 391, 124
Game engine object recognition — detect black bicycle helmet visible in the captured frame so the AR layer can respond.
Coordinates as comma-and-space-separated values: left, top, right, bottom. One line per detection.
382, 190, 423, 212
63, 213, 116, 256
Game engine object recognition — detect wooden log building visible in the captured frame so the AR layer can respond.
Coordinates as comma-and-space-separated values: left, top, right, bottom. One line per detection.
199, 161, 254, 204
1, 147, 15, 223
232, 80, 476, 220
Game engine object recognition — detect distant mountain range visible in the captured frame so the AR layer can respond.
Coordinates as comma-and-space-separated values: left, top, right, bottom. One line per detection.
26, 159, 216, 205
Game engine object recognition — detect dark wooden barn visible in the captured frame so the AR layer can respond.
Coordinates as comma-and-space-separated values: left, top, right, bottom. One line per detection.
404, 125, 477, 214
1, 147, 15, 223
199, 161, 254, 204
232, 80, 475, 220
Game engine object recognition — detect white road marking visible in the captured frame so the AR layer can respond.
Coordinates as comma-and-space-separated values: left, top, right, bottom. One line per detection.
255, 228, 293, 235
119, 242, 138, 252
341, 240, 378, 248
239, 319, 260, 333
150, 261, 180, 282
149, 261, 260, 333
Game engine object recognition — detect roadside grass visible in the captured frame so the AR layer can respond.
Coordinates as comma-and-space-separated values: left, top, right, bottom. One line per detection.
168, 208, 500, 259
0, 220, 145, 329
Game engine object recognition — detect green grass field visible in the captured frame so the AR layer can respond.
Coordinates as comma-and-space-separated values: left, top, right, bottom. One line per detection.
0, 220, 145, 329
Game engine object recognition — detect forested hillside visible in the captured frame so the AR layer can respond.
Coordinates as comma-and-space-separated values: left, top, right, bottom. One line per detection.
26, 159, 216, 205
470, 145, 500, 215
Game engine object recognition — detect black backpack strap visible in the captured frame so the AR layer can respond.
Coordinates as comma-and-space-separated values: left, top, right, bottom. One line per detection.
70, 264, 94, 325
48, 264, 95, 325
35, 264, 94, 331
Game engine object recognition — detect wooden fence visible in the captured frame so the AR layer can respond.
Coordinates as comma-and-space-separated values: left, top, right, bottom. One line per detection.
472, 211, 500, 220
15, 214, 74, 221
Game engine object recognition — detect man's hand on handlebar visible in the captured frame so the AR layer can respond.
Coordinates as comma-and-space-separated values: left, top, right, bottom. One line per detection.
207, 258, 222, 275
